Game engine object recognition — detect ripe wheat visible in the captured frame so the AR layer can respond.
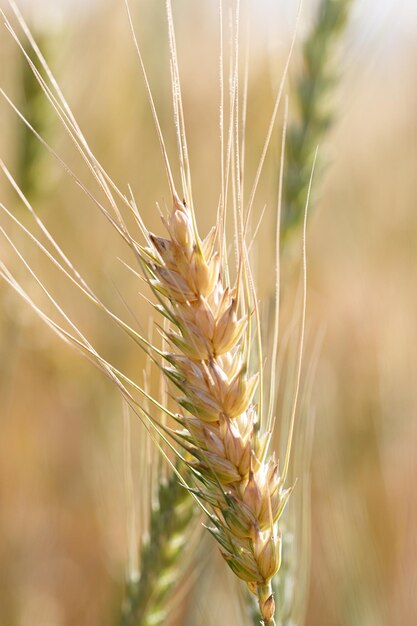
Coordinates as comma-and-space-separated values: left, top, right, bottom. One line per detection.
0, 0, 355, 623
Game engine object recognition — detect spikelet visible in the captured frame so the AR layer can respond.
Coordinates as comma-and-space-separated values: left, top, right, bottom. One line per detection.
138, 197, 292, 624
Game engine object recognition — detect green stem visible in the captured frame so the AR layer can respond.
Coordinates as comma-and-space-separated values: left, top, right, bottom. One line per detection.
257, 582, 276, 626
17, 33, 53, 202
120, 472, 195, 626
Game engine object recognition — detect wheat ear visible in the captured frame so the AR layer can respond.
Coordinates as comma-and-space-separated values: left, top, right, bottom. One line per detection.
283, 0, 353, 242
121, 469, 195, 626
126, 1, 301, 619
133, 189, 296, 625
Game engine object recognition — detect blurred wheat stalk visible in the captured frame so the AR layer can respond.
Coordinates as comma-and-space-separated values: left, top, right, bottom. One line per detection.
121, 466, 195, 626
0, 1, 352, 625
283, 0, 352, 243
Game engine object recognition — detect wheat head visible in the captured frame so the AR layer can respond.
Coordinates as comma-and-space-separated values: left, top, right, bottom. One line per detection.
133, 188, 294, 625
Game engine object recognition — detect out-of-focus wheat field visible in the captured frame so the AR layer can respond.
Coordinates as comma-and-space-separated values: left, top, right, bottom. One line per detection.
0, 1, 416, 625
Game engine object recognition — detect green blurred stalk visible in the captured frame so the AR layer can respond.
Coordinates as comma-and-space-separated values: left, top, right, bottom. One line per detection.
120, 471, 195, 626
0, 27, 55, 626
282, 0, 353, 244
249, 2, 354, 624
16, 33, 52, 202
1, 32, 53, 389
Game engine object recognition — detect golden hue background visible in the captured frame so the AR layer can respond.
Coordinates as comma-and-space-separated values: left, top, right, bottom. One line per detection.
0, 1, 416, 625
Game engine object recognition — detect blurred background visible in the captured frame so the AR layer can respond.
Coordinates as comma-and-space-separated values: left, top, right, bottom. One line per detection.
0, 1, 416, 625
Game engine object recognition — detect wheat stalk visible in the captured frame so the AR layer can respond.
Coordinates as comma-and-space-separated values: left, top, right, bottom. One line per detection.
283, 0, 353, 243
258, 2, 354, 624
15, 31, 52, 201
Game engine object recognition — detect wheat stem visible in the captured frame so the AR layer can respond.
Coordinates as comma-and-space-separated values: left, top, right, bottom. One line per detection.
15, 31, 53, 200
257, 582, 276, 626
